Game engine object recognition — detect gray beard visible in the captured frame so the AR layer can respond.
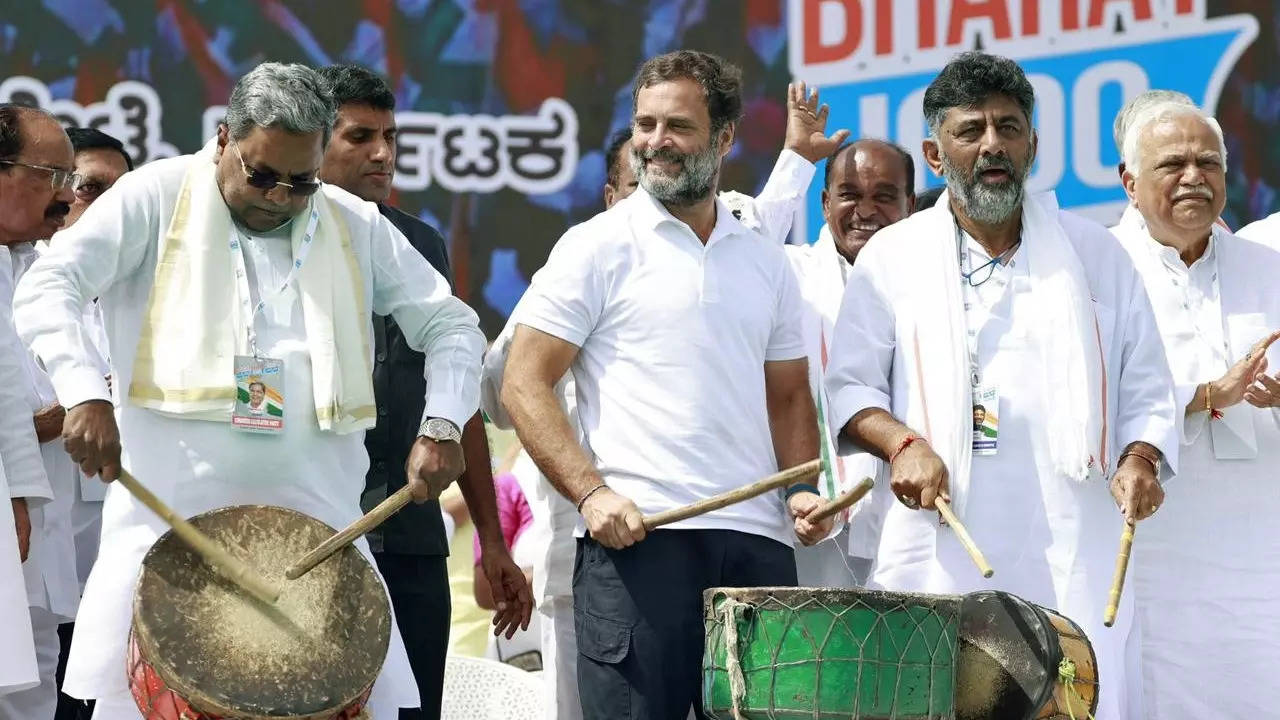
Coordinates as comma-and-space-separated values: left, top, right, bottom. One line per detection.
630, 141, 720, 207
940, 152, 1028, 225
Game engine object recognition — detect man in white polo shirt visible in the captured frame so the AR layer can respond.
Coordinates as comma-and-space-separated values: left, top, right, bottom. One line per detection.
501, 50, 831, 719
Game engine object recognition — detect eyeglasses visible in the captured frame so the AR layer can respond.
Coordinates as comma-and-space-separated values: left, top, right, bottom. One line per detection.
0, 160, 81, 192
230, 141, 321, 197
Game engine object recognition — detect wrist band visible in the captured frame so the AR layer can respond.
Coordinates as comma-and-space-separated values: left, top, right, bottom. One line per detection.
784, 483, 820, 500
1206, 383, 1224, 420
889, 434, 924, 463
1118, 451, 1159, 476
575, 483, 608, 513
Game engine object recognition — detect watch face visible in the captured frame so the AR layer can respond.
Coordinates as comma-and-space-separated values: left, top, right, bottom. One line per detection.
423, 418, 459, 441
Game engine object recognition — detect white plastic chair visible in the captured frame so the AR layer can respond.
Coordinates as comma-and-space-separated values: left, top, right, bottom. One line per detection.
441, 654, 546, 720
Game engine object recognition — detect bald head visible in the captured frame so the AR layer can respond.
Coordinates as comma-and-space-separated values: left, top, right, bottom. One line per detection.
821, 139, 915, 264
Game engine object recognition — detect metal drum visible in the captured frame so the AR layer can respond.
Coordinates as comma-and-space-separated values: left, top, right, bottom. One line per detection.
128, 505, 391, 719
702, 587, 963, 719
955, 591, 1099, 720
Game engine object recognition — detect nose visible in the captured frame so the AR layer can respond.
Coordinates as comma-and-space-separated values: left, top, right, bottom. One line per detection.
978, 124, 1007, 158
371, 137, 392, 164
263, 183, 292, 206
54, 183, 74, 205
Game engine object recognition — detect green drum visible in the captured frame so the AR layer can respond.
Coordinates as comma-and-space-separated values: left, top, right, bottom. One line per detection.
703, 587, 962, 719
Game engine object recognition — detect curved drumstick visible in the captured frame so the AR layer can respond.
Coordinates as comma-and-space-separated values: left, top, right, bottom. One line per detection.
806, 477, 874, 524
116, 469, 281, 604
1103, 522, 1135, 627
286, 485, 414, 580
642, 459, 823, 530
935, 498, 995, 578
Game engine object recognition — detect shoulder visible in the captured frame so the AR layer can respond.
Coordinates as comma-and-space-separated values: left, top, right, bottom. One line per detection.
112, 153, 190, 199
376, 204, 450, 271
1221, 229, 1280, 269
1058, 209, 1133, 265
320, 183, 385, 228
1237, 212, 1280, 244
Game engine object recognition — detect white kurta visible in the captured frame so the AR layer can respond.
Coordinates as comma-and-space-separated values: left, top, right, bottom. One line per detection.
785, 227, 886, 572
826, 200, 1178, 720
11, 244, 81, 624
1114, 210, 1280, 719
71, 300, 110, 590
0, 246, 52, 698
12, 152, 484, 714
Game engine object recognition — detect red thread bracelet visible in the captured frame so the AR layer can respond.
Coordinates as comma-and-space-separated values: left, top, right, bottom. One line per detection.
889, 434, 924, 463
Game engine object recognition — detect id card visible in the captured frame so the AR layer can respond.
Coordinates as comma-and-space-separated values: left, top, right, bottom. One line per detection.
971, 386, 999, 455
232, 355, 284, 433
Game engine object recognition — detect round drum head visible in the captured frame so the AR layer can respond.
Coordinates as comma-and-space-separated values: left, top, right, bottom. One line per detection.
133, 505, 391, 718
955, 591, 1058, 720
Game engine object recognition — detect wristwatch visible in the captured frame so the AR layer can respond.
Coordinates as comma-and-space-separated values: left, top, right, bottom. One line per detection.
418, 417, 462, 443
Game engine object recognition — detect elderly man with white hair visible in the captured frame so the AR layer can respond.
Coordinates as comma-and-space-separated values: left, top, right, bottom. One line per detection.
1112, 97, 1280, 720
14, 62, 486, 718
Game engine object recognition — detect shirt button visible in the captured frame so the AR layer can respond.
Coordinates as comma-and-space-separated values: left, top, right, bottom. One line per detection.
376, 351, 386, 363
377, 406, 388, 417
376, 460, 387, 471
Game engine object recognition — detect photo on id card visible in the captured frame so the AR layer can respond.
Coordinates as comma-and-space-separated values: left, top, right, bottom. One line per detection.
233, 355, 284, 432
972, 386, 998, 455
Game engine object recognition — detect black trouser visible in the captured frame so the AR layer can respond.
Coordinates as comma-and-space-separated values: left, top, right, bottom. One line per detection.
573, 529, 797, 720
373, 552, 451, 720
55, 623, 93, 720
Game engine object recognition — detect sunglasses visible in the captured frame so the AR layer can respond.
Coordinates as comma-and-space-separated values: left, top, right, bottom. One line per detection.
230, 141, 321, 197
0, 159, 81, 192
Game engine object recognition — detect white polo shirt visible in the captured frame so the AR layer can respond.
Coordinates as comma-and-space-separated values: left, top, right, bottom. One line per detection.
515, 186, 807, 547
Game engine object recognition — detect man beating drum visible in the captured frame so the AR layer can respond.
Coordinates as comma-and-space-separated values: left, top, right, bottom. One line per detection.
13, 62, 487, 718
502, 50, 835, 720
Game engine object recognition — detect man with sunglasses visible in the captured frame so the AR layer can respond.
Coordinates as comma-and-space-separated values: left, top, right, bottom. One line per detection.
13, 63, 486, 719
0, 103, 66, 713
315, 63, 530, 720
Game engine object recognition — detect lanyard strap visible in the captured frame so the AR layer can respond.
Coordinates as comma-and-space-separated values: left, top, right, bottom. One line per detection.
229, 206, 321, 356
955, 222, 983, 388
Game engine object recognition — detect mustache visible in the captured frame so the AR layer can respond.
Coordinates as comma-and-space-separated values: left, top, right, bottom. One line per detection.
1173, 186, 1214, 201
641, 146, 687, 164
44, 203, 70, 219
974, 154, 1015, 175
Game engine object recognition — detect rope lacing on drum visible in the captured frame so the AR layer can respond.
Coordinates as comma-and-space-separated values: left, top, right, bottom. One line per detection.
719, 599, 750, 720
1058, 658, 1097, 720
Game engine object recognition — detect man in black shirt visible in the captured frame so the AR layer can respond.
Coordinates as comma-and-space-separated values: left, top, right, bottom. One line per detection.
317, 64, 531, 720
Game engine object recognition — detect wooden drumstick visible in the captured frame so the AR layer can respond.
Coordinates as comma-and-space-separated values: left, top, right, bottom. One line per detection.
286, 485, 415, 580
935, 497, 995, 578
116, 469, 281, 605
1103, 521, 1135, 628
806, 477, 874, 524
642, 459, 823, 530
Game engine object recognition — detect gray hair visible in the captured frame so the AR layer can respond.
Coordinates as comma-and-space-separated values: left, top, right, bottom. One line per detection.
1112, 89, 1194, 158
224, 63, 336, 145
1121, 100, 1226, 178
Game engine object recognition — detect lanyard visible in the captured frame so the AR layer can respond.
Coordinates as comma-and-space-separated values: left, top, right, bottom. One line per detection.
229, 206, 320, 357
955, 221, 984, 388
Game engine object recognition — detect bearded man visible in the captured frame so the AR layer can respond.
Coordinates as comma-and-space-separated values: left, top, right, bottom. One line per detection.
824, 52, 1178, 720
500, 50, 833, 719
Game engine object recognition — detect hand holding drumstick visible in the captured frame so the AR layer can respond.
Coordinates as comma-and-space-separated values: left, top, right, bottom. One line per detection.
1104, 442, 1164, 627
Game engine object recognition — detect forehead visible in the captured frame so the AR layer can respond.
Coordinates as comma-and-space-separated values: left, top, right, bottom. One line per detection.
335, 102, 395, 129
833, 144, 910, 188
942, 94, 1028, 125
75, 147, 129, 175
635, 79, 709, 122
1140, 115, 1220, 156
21, 115, 73, 167
235, 125, 324, 174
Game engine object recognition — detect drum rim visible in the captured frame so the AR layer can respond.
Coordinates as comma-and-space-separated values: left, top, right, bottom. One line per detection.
131, 504, 390, 720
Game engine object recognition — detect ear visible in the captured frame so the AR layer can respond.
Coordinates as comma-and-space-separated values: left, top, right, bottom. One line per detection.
821, 188, 831, 222
603, 184, 617, 209
717, 122, 735, 159
1122, 168, 1139, 204
922, 137, 944, 177
905, 193, 916, 215
215, 124, 229, 163
1028, 128, 1039, 168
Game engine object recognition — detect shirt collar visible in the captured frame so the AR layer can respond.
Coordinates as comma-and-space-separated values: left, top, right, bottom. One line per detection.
628, 185, 752, 245
1146, 223, 1217, 276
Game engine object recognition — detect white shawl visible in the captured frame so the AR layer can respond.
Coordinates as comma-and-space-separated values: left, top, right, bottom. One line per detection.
903, 191, 1108, 515
127, 141, 375, 433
